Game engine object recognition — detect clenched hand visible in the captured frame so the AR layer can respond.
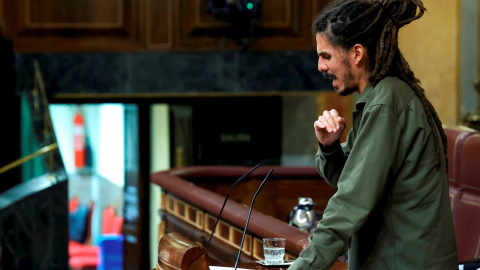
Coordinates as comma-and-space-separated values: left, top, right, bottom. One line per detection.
314, 109, 346, 147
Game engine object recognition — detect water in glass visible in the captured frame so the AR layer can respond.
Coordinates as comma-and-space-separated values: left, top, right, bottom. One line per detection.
264, 247, 285, 265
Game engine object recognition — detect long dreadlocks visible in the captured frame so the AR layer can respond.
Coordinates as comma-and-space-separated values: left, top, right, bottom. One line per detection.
312, 0, 448, 168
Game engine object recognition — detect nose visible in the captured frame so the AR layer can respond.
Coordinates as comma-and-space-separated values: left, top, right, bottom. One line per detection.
318, 59, 328, 72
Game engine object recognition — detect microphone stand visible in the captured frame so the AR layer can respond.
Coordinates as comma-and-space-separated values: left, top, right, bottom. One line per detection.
234, 169, 273, 270
205, 164, 261, 249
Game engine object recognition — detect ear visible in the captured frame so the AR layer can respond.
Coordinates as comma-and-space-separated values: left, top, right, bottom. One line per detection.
350, 44, 367, 66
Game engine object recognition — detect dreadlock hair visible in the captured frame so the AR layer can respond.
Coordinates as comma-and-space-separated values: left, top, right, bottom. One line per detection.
312, 0, 448, 169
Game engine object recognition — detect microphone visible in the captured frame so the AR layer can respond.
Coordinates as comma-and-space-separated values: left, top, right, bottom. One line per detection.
205, 164, 261, 249
234, 168, 273, 270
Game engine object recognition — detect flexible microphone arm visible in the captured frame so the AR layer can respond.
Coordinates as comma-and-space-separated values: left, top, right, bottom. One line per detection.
205, 164, 261, 250
234, 168, 273, 270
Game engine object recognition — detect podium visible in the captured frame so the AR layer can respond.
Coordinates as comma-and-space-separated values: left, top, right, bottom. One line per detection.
155, 232, 349, 270
151, 166, 347, 269
157, 232, 209, 270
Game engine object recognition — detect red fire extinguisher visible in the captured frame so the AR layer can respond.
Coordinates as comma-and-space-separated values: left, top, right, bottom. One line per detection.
73, 110, 85, 168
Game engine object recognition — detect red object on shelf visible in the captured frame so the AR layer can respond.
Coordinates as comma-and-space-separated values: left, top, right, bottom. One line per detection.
73, 111, 85, 168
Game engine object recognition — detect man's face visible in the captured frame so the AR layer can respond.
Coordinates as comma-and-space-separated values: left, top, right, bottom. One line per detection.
316, 33, 358, 96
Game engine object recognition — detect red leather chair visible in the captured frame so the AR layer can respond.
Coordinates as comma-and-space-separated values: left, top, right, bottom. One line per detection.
69, 200, 94, 255
455, 193, 480, 262
100, 206, 123, 235
444, 126, 478, 187
459, 134, 480, 195
454, 134, 480, 262
444, 126, 478, 222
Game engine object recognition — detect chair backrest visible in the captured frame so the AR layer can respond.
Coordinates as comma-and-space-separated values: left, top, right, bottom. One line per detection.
444, 126, 478, 187
448, 186, 462, 223
85, 201, 94, 244
101, 205, 123, 234
69, 196, 79, 213
444, 126, 478, 222
454, 193, 480, 262
69, 200, 94, 244
454, 133, 480, 262
111, 216, 123, 234
459, 134, 480, 195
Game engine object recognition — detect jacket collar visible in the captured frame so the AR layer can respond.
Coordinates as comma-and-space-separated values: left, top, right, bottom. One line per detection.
354, 83, 374, 111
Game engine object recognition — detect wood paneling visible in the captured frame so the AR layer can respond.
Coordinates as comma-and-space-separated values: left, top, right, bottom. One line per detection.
25, 0, 122, 28
147, 0, 173, 49
0, 0, 8, 37
171, 0, 328, 51
0, 0, 3, 34
3, 0, 330, 52
9, 0, 145, 52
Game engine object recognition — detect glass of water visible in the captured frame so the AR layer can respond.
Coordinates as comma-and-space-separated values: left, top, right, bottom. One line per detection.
263, 238, 285, 265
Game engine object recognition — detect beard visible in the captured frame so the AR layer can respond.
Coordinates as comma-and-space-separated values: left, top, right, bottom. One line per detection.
337, 71, 357, 96
323, 59, 357, 96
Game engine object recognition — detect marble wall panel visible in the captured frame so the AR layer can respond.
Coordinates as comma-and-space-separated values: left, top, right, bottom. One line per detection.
14, 51, 333, 95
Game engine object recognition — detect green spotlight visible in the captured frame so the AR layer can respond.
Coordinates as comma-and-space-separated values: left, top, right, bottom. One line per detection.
246, 2, 253, 10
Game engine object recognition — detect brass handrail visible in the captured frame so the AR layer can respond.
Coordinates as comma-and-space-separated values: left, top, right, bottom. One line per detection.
0, 143, 58, 175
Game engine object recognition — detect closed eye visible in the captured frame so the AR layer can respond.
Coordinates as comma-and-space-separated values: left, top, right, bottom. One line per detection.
318, 52, 331, 60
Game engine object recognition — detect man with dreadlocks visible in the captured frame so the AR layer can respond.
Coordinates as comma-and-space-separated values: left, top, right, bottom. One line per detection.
287, 0, 458, 269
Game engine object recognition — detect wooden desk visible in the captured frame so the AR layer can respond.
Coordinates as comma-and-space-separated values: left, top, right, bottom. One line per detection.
151, 167, 346, 268
213, 261, 348, 270
151, 166, 337, 265
154, 261, 348, 270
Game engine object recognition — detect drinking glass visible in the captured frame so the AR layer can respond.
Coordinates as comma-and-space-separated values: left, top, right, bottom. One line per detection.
263, 238, 285, 265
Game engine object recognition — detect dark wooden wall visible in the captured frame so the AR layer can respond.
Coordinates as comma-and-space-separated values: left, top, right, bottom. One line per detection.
1, 0, 329, 52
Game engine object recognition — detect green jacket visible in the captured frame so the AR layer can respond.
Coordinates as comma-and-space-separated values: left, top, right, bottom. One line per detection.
288, 77, 457, 270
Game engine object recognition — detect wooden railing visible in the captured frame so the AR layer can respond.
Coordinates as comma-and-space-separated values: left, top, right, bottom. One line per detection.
151, 166, 338, 265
